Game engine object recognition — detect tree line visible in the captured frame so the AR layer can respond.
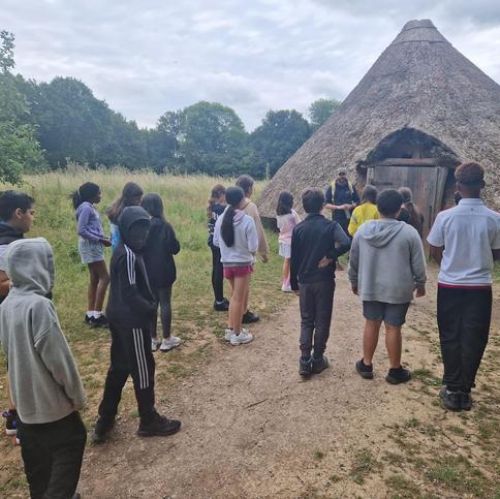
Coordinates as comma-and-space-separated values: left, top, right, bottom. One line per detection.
0, 31, 340, 184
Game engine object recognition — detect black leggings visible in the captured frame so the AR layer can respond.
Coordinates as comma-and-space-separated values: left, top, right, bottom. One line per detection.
152, 286, 172, 339
210, 245, 224, 302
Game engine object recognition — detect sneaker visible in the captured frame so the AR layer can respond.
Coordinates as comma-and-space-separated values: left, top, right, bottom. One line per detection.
151, 338, 160, 352
312, 355, 330, 374
91, 314, 109, 328
281, 284, 292, 293
91, 416, 115, 444
299, 357, 312, 377
461, 391, 473, 411
355, 359, 374, 380
385, 366, 411, 385
242, 310, 260, 324
84, 314, 93, 325
2, 409, 17, 436
224, 328, 233, 341
137, 412, 181, 437
230, 331, 254, 345
159, 336, 182, 352
439, 386, 462, 411
213, 298, 229, 312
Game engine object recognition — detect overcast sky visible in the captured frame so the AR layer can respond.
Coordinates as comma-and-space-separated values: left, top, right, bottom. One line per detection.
2, 0, 500, 130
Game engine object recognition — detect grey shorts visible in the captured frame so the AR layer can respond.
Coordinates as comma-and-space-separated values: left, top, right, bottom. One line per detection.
362, 301, 410, 327
78, 238, 104, 264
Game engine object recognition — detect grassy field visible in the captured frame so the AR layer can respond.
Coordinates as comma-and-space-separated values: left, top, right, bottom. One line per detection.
0, 169, 292, 496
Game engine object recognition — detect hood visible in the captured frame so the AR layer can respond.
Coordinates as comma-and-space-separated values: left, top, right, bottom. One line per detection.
359, 219, 405, 248
0, 221, 24, 245
118, 206, 151, 251
5, 238, 54, 296
233, 209, 245, 226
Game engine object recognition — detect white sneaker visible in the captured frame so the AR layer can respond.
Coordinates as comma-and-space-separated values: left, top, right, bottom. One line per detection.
230, 331, 253, 346
151, 339, 160, 352
281, 283, 292, 292
160, 336, 182, 352
224, 329, 233, 341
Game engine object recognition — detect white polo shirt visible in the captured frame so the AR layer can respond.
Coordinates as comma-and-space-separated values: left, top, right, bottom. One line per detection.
427, 198, 500, 286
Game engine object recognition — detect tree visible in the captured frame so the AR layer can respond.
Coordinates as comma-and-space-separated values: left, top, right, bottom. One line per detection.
308, 98, 341, 131
250, 110, 311, 178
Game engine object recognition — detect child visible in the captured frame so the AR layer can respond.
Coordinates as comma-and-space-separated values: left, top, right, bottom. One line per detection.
276, 191, 301, 292
207, 184, 229, 311
141, 193, 182, 352
0, 190, 35, 440
213, 186, 258, 346
0, 238, 87, 499
107, 182, 144, 250
290, 189, 351, 377
71, 182, 111, 328
397, 187, 424, 237
428, 162, 500, 411
93, 206, 181, 442
349, 189, 426, 384
235, 175, 269, 323
348, 185, 379, 237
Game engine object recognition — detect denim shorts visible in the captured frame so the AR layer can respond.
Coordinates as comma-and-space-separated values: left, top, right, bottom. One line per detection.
78, 238, 104, 264
362, 301, 410, 327
278, 242, 291, 258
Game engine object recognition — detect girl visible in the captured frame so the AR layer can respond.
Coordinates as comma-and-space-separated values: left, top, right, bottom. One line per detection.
107, 182, 144, 250
276, 191, 301, 292
141, 193, 182, 352
213, 186, 258, 346
207, 184, 229, 312
398, 187, 424, 237
71, 182, 111, 327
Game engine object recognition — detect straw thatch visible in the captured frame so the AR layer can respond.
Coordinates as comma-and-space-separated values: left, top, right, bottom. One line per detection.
258, 19, 500, 218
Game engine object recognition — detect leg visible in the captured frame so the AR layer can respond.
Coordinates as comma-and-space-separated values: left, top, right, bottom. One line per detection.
151, 290, 159, 340
90, 260, 110, 313
385, 324, 403, 369
362, 320, 382, 365
226, 277, 234, 329
299, 283, 315, 359
229, 274, 251, 334
437, 287, 464, 391
312, 280, 335, 358
158, 287, 173, 339
282, 258, 291, 287
87, 264, 99, 312
211, 246, 224, 302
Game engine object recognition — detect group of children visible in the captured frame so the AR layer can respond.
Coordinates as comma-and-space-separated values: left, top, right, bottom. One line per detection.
0, 161, 498, 498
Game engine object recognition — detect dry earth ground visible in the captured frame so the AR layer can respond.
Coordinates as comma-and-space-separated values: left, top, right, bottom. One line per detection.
74, 268, 500, 499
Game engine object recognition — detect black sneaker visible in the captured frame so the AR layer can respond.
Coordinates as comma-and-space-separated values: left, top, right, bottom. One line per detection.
242, 310, 260, 324
312, 355, 330, 374
461, 391, 473, 411
355, 359, 374, 380
84, 314, 93, 325
2, 409, 18, 436
439, 386, 462, 411
213, 298, 229, 312
91, 315, 109, 328
385, 366, 411, 385
299, 357, 312, 377
137, 412, 181, 437
91, 417, 115, 444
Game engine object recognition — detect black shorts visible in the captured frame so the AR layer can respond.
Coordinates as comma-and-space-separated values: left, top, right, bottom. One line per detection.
362, 301, 410, 327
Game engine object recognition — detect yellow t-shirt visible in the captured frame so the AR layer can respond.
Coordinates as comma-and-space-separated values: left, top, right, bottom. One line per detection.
348, 202, 379, 236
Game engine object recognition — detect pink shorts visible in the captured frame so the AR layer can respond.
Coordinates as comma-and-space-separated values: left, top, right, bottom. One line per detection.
223, 265, 253, 279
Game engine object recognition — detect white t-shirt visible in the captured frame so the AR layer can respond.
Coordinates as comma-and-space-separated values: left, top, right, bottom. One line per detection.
427, 198, 500, 286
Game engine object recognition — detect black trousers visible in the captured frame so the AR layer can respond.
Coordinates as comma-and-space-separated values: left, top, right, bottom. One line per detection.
18, 411, 86, 499
437, 286, 492, 392
210, 244, 224, 302
152, 286, 172, 339
98, 323, 156, 423
299, 280, 335, 359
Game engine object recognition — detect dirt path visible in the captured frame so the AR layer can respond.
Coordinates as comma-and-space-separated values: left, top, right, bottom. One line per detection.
79, 270, 499, 498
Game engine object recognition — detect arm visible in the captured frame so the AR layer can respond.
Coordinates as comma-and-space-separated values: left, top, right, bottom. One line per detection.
290, 227, 300, 291
429, 245, 443, 265
213, 217, 221, 248
246, 218, 259, 255
248, 203, 269, 261
165, 223, 180, 255
77, 204, 102, 242
347, 233, 359, 293
348, 208, 359, 236
328, 223, 351, 260
324, 186, 338, 211
0, 269, 9, 298
427, 214, 444, 264
410, 233, 427, 296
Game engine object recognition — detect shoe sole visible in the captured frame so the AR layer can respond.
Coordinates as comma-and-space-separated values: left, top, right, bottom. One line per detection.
137, 427, 181, 437
242, 317, 259, 324
385, 375, 411, 385
159, 344, 181, 352
439, 394, 462, 412
230, 338, 253, 346
356, 368, 374, 380
5, 429, 17, 436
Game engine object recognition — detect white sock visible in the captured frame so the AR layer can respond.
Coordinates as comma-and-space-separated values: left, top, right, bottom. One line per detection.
86, 311, 94, 318
94, 311, 102, 318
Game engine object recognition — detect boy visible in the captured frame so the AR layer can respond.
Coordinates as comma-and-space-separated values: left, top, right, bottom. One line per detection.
0, 190, 35, 438
0, 238, 86, 499
348, 185, 379, 236
428, 162, 500, 411
93, 206, 181, 442
349, 189, 426, 384
290, 188, 351, 377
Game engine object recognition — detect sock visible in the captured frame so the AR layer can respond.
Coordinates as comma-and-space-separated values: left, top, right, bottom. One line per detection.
86, 311, 94, 318
94, 311, 102, 318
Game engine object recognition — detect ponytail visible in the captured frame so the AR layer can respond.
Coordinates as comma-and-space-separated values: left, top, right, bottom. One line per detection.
221, 186, 245, 247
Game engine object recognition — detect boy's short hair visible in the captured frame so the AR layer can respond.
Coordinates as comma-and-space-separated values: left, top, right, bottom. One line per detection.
455, 162, 485, 187
377, 189, 403, 217
0, 191, 35, 222
302, 188, 324, 214
362, 185, 378, 204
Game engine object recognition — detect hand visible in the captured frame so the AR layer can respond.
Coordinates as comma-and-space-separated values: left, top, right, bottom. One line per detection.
318, 256, 333, 268
415, 286, 426, 298
260, 253, 269, 263
102, 238, 112, 247
351, 285, 358, 295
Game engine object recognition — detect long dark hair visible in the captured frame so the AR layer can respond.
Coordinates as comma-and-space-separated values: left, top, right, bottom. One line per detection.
107, 182, 144, 223
276, 191, 293, 216
141, 193, 165, 221
207, 184, 226, 220
221, 186, 245, 247
71, 182, 100, 209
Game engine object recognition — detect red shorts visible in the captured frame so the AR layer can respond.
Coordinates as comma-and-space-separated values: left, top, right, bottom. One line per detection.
223, 265, 253, 279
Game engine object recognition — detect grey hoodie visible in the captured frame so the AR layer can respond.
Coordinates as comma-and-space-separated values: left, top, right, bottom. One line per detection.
0, 238, 86, 424
348, 219, 426, 304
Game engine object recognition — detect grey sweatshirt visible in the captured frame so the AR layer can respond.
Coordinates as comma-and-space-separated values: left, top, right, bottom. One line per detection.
0, 238, 86, 424
348, 219, 426, 304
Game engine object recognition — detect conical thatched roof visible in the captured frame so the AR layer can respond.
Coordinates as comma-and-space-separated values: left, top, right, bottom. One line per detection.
258, 19, 500, 218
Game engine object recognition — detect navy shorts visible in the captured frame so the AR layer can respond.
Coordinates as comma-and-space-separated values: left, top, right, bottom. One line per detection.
362, 301, 410, 327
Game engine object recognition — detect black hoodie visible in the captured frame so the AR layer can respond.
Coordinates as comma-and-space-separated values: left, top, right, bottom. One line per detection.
106, 207, 156, 328
0, 222, 24, 304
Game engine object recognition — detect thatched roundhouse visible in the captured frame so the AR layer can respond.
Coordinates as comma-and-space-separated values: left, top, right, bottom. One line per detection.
258, 19, 500, 236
